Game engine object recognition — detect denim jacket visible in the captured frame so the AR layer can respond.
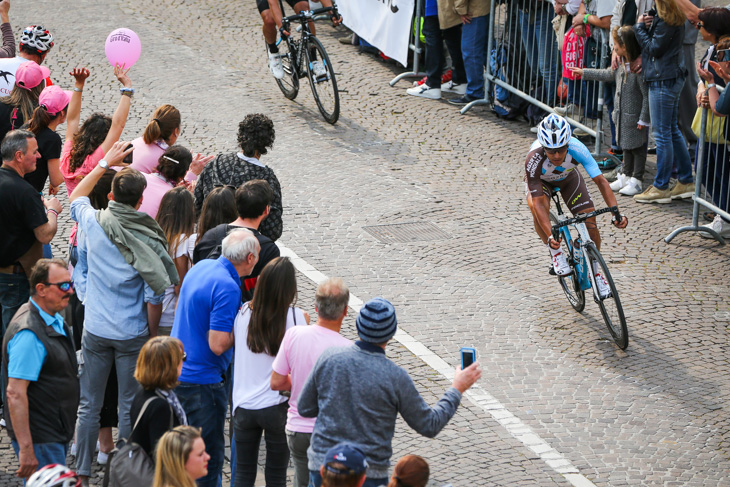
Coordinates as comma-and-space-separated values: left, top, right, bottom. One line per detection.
634, 18, 686, 82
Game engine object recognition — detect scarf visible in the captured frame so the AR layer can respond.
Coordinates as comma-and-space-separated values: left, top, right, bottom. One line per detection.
156, 388, 188, 426
96, 200, 179, 295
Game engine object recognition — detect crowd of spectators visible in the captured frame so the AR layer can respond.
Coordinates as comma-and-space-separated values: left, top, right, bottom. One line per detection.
0, 3, 483, 487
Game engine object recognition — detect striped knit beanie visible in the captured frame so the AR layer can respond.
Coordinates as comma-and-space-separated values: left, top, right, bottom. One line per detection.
356, 297, 397, 343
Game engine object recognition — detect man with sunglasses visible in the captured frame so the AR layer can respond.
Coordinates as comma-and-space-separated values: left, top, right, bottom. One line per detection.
525, 115, 628, 297
1, 259, 78, 479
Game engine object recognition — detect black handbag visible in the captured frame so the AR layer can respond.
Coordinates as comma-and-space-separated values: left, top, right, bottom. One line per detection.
103, 395, 173, 487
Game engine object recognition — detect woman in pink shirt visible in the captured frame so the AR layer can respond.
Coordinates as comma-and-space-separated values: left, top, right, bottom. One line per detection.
130, 104, 181, 174
60, 65, 133, 194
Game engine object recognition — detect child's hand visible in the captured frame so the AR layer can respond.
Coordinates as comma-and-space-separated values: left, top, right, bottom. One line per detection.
637, 124, 644, 130
569, 66, 584, 77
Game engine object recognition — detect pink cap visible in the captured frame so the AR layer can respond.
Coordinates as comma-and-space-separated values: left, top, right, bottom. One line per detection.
39, 85, 71, 116
15, 61, 50, 90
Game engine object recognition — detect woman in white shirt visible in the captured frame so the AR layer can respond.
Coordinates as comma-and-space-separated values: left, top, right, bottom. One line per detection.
232, 257, 309, 487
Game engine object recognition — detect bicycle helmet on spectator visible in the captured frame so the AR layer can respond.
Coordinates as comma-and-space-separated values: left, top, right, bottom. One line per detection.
27, 464, 81, 487
20, 25, 54, 54
537, 114, 571, 149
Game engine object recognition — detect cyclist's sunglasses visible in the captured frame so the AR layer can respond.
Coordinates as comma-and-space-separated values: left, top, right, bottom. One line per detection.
717, 49, 730, 62
544, 145, 568, 155
44, 281, 74, 292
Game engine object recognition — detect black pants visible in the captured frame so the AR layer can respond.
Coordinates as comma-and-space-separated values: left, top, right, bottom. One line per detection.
233, 401, 289, 487
423, 15, 466, 89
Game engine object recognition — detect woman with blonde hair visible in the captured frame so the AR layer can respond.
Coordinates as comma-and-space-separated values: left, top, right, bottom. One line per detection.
129, 336, 188, 457
154, 426, 210, 487
633, 0, 695, 203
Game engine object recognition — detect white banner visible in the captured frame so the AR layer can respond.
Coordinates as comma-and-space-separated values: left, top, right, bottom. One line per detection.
338, 0, 415, 67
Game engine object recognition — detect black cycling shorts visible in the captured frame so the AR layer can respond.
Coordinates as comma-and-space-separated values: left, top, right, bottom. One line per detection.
257, 0, 302, 14
525, 170, 595, 215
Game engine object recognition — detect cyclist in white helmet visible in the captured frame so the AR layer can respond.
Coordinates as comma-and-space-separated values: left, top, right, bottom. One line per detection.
0, 24, 54, 96
524, 114, 628, 296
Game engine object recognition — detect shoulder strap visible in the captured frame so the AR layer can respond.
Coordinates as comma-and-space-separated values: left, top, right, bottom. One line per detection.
131, 396, 159, 435
291, 307, 297, 326
10, 108, 17, 130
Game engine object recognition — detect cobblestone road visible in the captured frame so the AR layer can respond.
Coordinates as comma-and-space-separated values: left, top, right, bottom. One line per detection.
1, 0, 728, 485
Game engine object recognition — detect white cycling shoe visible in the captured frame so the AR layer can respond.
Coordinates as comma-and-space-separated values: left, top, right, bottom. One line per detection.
551, 251, 572, 276
594, 272, 612, 298
268, 52, 285, 79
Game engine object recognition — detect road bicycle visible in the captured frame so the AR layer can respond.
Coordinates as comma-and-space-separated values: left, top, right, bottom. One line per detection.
273, 5, 340, 124
549, 190, 628, 349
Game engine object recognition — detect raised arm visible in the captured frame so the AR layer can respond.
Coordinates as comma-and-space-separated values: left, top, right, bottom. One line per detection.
65, 68, 90, 141
69, 140, 132, 202
0, 1, 15, 58
99, 65, 133, 155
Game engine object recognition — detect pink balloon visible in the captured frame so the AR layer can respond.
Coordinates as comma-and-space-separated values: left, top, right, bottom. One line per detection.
105, 28, 141, 69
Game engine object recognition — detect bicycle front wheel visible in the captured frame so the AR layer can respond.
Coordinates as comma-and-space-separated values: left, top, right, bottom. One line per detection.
585, 243, 628, 349
271, 40, 299, 100
549, 211, 585, 312
305, 36, 339, 124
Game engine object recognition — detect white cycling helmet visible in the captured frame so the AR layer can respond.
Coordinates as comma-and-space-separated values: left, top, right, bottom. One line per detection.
20, 25, 54, 53
537, 114, 572, 149
27, 464, 81, 487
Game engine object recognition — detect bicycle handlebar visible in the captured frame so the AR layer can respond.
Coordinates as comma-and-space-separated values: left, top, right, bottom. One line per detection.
550, 206, 621, 241
282, 6, 337, 25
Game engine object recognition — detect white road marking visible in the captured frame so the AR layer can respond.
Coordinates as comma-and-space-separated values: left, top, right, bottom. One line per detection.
279, 243, 597, 487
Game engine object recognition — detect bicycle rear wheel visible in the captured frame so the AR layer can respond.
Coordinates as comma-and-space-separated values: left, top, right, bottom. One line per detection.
549, 211, 585, 312
585, 243, 628, 349
270, 40, 299, 100
305, 36, 339, 124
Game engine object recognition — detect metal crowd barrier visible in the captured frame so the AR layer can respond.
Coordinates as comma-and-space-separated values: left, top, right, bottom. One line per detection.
666, 101, 730, 245
389, 0, 427, 86
479, 0, 616, 163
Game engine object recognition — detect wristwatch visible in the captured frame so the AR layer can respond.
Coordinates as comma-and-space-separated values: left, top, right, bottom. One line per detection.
99, 159, 109, 169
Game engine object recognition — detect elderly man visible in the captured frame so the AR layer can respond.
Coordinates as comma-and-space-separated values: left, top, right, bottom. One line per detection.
2, 259, 78, 479
270, 277, 353, 487
299, 297, 482, 487
69, 141, 178, 484
0, 129, 60, 338
173, 228, 260, 487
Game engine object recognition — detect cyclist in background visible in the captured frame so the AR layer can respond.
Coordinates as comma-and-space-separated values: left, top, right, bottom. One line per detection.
262, 0, 341, 80
524, 114, 628, 297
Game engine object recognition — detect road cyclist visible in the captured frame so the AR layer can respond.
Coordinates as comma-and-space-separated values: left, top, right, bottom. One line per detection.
524, 114, 629, 298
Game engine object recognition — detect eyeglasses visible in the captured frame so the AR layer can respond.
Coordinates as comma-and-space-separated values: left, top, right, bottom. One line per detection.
544, 145, 568, 155
696, 22, 704, 29
44, 281, 74, 292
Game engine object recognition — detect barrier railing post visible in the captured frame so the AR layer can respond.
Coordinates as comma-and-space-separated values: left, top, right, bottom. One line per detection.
665, 102, 727, 245
389, 0, 427, 86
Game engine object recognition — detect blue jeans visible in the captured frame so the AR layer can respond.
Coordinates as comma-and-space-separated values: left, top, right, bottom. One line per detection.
11, 441, 68, 471
0, 272, 29, 335
648, 76, 693, 189
422, 15, 466, 89
308, 470, 387, 487
461, 14, 489, 99
176, 380, 228, 487
518, 5, 560, 105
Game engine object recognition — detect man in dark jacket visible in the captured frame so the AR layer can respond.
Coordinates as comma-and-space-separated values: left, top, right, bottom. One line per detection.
2, 259, 78, 479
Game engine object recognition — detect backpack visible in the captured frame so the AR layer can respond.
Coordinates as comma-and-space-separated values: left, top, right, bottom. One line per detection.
103, 395, 173, 487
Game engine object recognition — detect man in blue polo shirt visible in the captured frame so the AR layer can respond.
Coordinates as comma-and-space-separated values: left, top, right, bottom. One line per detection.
172, 228, 260, 487
2, 259, 78, 479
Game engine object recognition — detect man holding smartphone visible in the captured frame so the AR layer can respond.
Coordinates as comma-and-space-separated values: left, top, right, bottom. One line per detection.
298, 297, 482, 487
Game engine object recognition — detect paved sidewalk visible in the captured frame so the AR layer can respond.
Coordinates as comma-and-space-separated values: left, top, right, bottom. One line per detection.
0, 0, 728, 486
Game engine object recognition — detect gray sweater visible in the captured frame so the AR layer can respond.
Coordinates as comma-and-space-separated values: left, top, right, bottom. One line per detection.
298, 342, 462, 479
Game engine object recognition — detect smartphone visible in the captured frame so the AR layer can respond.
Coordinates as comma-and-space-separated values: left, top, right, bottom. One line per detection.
460, 347, 477, 369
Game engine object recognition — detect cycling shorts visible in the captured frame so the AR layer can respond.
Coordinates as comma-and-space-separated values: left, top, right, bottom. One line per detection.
524, 169, 595, 215
257, 0, 302, 14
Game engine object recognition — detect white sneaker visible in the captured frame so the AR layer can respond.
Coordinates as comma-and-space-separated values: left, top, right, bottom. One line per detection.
268, 52, 285, 79
700, 215, 730, 238
551, 250, 571, 276
530, 126, 539, 134
441, 80, 466, 94
406, 84, 441, 99
554, 104, 574, 116
310, 60, 327, 79
619, 177, 642, 196
594, 272, 612, 298
609, 173, 627, 192
0, 418, 5, 428
97, 450, 109, 465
